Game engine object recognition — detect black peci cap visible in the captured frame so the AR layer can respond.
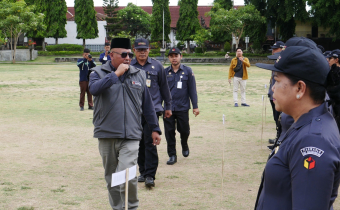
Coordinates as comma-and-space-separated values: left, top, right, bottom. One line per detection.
111, 38, 131, 49
271, 41, 285, 49
267, 37, 319, 60
257, 46, 330, 86
134, 38, 149, 49
168, 47, 181, 55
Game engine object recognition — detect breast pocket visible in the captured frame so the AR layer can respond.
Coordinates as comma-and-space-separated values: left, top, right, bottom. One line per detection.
147, 70, 158, 87
167, 75, 175, 89
180, 75, 189, 89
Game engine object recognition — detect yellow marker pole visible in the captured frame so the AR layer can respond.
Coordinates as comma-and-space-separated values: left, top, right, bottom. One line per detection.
125, 168, 129, 210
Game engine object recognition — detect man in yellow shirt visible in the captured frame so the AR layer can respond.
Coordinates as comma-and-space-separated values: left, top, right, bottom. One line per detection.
228, 48, 250, 107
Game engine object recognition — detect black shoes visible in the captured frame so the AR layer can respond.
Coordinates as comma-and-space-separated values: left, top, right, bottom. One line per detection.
88, 106, 94, 110
137, 175, 145, 182
268, 139, 275, 144
145, 177, 155, 188
241, 103, 250, 107
167, 155, 177, 165
234, 103, 238, 107
182, 149, 189, 157
80, 107, 84, 111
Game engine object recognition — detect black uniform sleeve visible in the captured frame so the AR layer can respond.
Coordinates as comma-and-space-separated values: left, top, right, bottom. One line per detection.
77, 58, 86, 67
89, 60, 96, 68
188, 69, 198, 109
288, 134, 340, 209
142, 85, 162, 134
89, 71, 119, 96
158, 64, 172, 110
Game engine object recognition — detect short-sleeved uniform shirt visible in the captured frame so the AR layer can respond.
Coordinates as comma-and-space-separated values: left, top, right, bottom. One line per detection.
164, 64, 198, 112
256, 103, 340, 210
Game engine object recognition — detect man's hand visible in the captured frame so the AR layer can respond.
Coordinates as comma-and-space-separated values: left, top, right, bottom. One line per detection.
115, 63, 129, 77
85, 54, 92, 62
105, 51, 109, 56
239, 57, 244, 62
152, 131, 161, 145
193, 108, 200, 117
228, 79, 231, 85
164, 110, 172, 118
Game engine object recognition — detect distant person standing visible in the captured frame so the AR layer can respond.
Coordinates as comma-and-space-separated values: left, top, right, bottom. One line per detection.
99, 43, 111, 65
77, 48, 96, 111
164, 47, 199, 165
228, 48, 250, 107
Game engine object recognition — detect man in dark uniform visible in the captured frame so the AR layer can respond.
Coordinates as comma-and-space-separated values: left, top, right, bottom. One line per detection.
131, 38, 172, 188
268, 41, 285, 144
164, 47, 199, 165
77, 48, 96, 111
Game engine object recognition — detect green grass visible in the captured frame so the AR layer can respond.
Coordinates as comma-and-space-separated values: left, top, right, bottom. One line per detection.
0, 64, 338, 209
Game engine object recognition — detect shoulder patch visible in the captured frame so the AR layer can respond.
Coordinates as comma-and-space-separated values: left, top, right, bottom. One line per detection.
304, 157, 316, 169
300, 147, 324, 157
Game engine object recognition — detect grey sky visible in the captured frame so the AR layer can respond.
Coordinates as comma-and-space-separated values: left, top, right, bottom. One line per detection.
65, 0, 245, 7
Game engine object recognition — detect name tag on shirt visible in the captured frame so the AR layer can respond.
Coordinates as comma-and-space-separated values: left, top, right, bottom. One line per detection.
146, 79, 151, 87
177, 81, 182, 89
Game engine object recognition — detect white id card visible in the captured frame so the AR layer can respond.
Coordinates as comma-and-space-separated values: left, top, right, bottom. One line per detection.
146, 79, 151, 87
177, 81, 182, 89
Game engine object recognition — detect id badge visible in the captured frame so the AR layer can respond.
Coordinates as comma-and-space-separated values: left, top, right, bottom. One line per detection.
177, 81, 182, 89
146, 79, 151, 87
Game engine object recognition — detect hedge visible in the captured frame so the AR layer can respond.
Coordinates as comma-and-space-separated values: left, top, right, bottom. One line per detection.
46, 44, 84, 52
38, 51, 101, 56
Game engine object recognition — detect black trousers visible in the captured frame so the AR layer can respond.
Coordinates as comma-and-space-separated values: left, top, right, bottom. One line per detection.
270, 100, 281, 127
137, 113, 160, 179
163, 110, 190, 157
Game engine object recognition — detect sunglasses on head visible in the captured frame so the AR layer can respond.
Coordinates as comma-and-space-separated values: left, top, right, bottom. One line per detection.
112, 51, 134, 58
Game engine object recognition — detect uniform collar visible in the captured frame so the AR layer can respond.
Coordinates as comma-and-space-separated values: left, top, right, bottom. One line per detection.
168, 64, 184, 72
291, 103, 327, 130
131, 57, 152, 66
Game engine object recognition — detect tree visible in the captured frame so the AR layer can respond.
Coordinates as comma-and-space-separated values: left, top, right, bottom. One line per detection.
117, 3, 151, 38
208, 3, 231, 44
176, 0, 200, 54
308, 0, 340, 39
26, 0, 67, 46
103, 0, 122, 37
74, 0, 99, 48
0, 0, 45, 63
211, 0, 232, 12
207, 4, 266, 49
150, 0, 171, 45
246, 0, 308, 41
190, 27, 211, 52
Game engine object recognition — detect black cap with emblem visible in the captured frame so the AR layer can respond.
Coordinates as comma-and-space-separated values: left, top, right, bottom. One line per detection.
257, 46, 330, 86
168, 47, 181, 55
134, 38, 149, 49
111, 38, 131, 49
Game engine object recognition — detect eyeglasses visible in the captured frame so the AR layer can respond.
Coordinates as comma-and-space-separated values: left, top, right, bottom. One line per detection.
111, 51, 134, 58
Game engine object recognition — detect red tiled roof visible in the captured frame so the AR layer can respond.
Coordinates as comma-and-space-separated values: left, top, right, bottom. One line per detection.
66, 5, 244, 28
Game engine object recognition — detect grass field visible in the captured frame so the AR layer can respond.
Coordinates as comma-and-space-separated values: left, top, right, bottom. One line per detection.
0, 64, 339, 210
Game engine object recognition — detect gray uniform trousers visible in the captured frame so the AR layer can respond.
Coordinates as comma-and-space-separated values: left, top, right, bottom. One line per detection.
98, 138, 139, 210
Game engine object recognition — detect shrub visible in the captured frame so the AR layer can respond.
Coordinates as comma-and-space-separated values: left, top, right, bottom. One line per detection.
35, 46, 42, 51
224, 41, 231, 52
252, 40, 262, 51
150, 42, 160, 49
16, 46, 29, 49
46, 44, 83, 52
177, 41, 185, 51
195, 47, 203, 53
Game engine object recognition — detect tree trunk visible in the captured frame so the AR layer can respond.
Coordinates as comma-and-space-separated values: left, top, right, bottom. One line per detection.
186, 40, 190, 54
12, 36, 17, 64
83, 39, 85, 48
42, 38, 46, 51
55, 38, 58, 45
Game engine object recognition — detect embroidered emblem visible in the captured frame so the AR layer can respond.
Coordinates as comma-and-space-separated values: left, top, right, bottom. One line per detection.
152, 66, 154, 69
132, 81, 141, 86
304, 157, 315, 169
300, 147, 324, 157
138, 42, 146, 45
